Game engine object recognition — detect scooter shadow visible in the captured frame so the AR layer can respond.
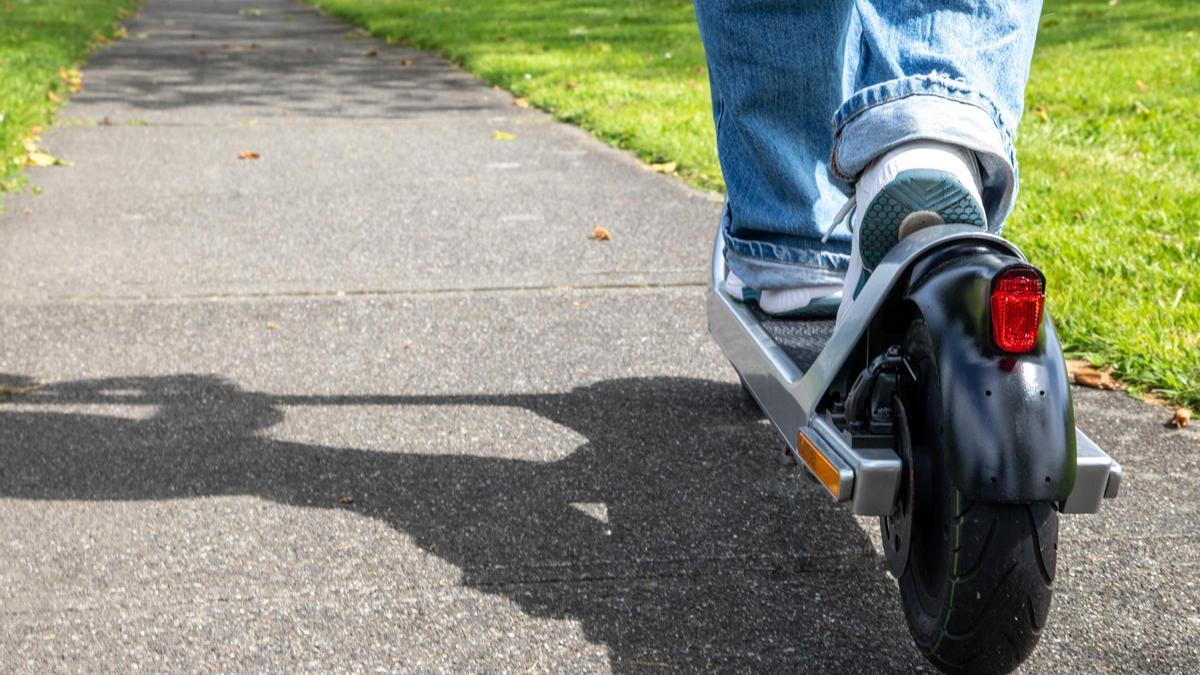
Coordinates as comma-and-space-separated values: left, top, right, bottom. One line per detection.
0, 374, 923, 671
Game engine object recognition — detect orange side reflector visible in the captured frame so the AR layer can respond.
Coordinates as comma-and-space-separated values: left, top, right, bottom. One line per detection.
796, 432, 842, 499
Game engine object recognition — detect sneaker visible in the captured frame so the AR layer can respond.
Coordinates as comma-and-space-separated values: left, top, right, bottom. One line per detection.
724, 271, 843, 319
832, 141, 986, 325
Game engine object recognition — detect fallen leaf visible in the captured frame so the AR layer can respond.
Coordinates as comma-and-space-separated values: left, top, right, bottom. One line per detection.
590, 225, 612, 241
647, 161, 677, 174
364, 48, 379, 57
1074, 367, 1118, 390
1136, 79, 1149, 92
339, 496, 354, 504
238, 151, 261, 160
1064, 359, 1091, 378
492, 130, 516, 141
266, 321, 278, 331
512, 97, 529, 108
46, 91, 62, 104
565, 80, 579, 90
1167, 408, 1191, 428
0, 383, 38, 399
400, 58, 413, 66
59, 67, 83, 93
26, 151, 64, 167
1142, 391, 1170, 408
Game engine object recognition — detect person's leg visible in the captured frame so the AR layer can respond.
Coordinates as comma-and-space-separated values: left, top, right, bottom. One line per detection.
695, 0, 855, 315
830, 0, 1043, 320
834, 0, 1042, 224
696, 0, 1042, 318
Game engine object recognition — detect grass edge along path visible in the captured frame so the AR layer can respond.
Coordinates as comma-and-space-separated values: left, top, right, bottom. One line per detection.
305, 0, 1199, 408
0, 0, 142, 202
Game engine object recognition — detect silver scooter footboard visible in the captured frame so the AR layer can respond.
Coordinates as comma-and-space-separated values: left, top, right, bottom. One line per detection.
707, 225, 1122, 515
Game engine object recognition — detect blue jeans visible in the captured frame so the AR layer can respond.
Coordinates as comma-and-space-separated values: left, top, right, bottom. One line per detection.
695, 0, 1043, 289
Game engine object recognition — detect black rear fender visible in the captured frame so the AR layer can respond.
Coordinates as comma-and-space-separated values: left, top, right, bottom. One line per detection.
905, 245, 1076, 502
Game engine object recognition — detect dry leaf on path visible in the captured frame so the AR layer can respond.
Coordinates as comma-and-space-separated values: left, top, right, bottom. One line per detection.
26, 151, 61, 167
1064, 359, 1090, 377
647, 161, 676, 174
1167, 408, 1191, 428
590, 226, 612, 241
238, 151, 261, 160
1074, 367, 1118, 390
400, 58, 413, 66
512, 97, 529, 108
59, 67, 83, 93
492, 130, 516, 141
339, 496, 354, 504
364, 48, 378, 57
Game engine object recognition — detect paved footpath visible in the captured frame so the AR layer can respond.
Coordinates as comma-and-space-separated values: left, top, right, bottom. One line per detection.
1, 1, 1196, 672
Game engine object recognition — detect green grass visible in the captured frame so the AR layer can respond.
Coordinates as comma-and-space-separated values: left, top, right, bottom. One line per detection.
308, 0, 1200, 407
0, 0, 140, 196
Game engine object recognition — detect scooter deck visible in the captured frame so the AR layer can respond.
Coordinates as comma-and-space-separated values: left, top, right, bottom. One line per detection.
748, 307, 835, 374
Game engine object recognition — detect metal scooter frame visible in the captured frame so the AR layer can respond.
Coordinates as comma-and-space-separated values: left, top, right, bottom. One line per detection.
707, 224, 1122, 516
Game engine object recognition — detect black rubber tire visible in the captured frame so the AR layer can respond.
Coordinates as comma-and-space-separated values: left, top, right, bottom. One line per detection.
893, 319, 1059, 675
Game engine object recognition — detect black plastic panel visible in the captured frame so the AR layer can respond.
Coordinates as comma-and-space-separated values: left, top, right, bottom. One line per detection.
748, 307, 835, 374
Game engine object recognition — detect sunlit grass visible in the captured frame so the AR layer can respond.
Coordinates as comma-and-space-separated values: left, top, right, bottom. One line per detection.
0, 0, 140, 197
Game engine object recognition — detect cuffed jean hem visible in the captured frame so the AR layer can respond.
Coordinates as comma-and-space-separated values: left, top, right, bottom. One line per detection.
830, 74, 1019, 231
721, 205, 850, 290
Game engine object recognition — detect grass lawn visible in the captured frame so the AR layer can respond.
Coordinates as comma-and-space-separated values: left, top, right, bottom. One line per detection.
0, 0, 140, 196
309, 0, 1199, 407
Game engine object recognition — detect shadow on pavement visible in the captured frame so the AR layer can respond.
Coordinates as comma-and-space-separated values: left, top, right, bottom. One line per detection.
0, 373, 922, 670
70, 1, 500, 119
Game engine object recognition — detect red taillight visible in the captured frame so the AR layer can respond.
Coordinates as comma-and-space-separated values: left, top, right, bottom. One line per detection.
991, 268, 1044, 353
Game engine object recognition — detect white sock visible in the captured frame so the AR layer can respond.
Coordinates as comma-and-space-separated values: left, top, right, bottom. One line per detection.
759, 285, 842, 314
723, 271, 752, 301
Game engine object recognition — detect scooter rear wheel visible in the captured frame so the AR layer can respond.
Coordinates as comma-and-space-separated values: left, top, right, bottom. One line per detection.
890, 319, 1059, 675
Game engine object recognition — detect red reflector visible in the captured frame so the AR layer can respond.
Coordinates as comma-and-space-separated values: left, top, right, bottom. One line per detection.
991, 268, 1044, 353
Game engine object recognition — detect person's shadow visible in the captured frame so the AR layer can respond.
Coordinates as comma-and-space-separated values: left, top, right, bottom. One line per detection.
0, 373, 922, 670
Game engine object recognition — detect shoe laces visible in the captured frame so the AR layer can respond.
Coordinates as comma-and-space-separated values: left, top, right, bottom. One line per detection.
820, 195, 856, 244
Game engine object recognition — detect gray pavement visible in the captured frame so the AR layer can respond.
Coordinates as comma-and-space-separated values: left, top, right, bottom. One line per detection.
0, 0, 1196, 672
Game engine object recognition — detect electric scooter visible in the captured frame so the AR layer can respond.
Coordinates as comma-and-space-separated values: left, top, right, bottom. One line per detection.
707, 224, 1121, 674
